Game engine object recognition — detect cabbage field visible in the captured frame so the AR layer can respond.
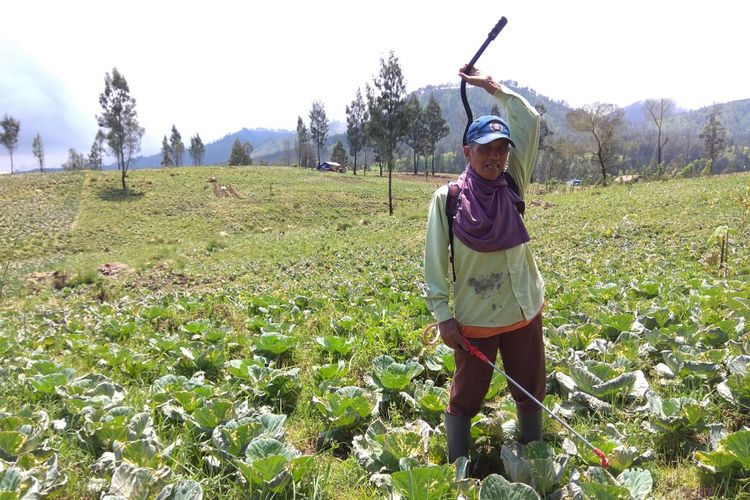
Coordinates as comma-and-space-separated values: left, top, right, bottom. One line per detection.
0, 167, 749, 499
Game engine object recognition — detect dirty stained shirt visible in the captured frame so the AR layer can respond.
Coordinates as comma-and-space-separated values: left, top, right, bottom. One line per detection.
423, 85, 543, 337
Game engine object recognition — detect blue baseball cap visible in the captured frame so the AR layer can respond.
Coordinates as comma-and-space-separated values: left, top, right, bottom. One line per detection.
466, 115, 515, 147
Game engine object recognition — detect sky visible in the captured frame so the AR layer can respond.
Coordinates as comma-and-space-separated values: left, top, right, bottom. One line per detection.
1, 0, 748, 172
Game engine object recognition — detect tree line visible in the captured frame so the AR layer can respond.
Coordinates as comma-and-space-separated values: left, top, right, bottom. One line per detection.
293, 53, 450, 186
293, 62, 744, 187
2, 58, 745, 192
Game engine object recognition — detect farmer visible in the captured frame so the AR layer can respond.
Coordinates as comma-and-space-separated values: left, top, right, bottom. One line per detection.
424, 66, 545, 463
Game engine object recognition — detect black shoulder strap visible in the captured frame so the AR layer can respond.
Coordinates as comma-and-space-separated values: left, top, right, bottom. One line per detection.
503, 172, 525, 216
446, 182, 461, 282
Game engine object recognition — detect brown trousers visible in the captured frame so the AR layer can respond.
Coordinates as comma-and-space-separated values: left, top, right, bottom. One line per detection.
447, 314, 545, 417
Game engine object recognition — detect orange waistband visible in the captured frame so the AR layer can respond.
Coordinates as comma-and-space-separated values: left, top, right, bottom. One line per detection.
461, 306, 543, 339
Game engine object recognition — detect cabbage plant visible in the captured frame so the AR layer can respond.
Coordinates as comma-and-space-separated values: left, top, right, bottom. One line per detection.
501, 441, 569, 496
352, 419, 439, 473
315, 335, 354, 357
568, 361, 649, 401
211, 411, 287, 459
234, 438, 313, 494
371, 355, 424, 392
253, 331, 296, 356
695, 429, 750, 473
571, 466, 653, 500
644, 391, 706, 434
312, 386, 377, 433
402, 380, 448, 418
562, 425, 649, 474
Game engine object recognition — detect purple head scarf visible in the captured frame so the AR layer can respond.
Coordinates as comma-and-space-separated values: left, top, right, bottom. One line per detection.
453, 164, 530, 252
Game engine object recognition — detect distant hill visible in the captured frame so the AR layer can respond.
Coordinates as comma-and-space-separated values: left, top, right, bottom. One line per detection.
113, 84, 749, 174
118, 121, 348, 170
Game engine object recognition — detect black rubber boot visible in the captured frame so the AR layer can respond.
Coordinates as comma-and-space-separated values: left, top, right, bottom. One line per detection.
517, 409, 542, 444
444, 412, 471, 463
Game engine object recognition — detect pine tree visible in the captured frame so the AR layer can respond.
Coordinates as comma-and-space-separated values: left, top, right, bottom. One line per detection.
228, 139, 252, 166
330, 140, 348, 168
309, 101, 328, 166
160, 136, 174, 167
345, 88, 368, 175
189, 134, 205, 166
32, 133, 45, 172
700, 106, 726, 174
423, 95, 449, 176
0, 115, 20, 174
295, 117, 310, 167
404, 95, 426, 174
366, 51, 408, 215
96, 68, 144, 190
170, 125, 185, 166
87, 130, 106, 170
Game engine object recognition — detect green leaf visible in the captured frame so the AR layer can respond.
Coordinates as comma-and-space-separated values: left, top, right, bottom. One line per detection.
254, 332, 295, 355
479, 473, 541, 499
391, 464, 454, 500
618, 468, 653, 500
290, 455, 314, 482
121, 438, 162, 468
155, 480, 203, 500
425, 344, 455, 373
312, 386, 375, 430
315, 335, 354, 356
245, 438, 299, 462
0, 432, 25, 456
579, 482, 630, 499
372, 355, 424, 391
569, 363, 602, 394
723, 430, 750, 469
413, 380, 448, 414
182, 319, 211, 334
0, 468, 21, 493
30, 372, 70, 394
192, 399, 233, 429
225, 357, 266, 381
314, 360, 347, 382
501, 444, 532, 485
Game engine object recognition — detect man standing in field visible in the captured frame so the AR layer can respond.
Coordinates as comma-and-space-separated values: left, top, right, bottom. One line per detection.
424, 66, 545, 463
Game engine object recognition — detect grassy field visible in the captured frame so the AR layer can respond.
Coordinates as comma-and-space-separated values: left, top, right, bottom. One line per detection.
0, 166, 749, 499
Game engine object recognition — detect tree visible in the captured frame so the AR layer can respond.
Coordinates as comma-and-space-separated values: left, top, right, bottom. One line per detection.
542, 137, 576, 182
62, 148, 86, 170
228, 138, 252, 166
533, 103, 554, 183
644, 98, 674, 171
189, 134, 205, 166
0, 115, 20, 174
32, 133, 45, 172
295, 117, 311, 167
330, 140, 348, 167
700, 106, 726, 174
160, 136, 174, 167
97, 68, 144, 190
170, 125, 185, 166
88, 130, 106, 170
423, 95, 449, 176
366, 51, 408, 215
566, 102, 624, 186
404, 95, 426, 174
345, 88, 368, 175
309, 101, 329, 166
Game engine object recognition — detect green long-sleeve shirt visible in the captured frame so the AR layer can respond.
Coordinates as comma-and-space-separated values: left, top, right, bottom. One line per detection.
424, 85, 544, 327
